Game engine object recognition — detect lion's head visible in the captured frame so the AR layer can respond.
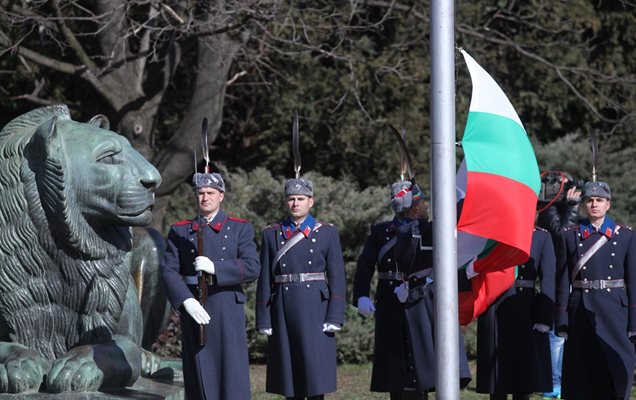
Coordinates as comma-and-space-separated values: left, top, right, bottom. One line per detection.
0, 105, 161, 359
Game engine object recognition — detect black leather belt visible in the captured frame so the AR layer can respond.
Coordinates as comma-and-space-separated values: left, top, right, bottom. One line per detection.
573, 279, 624, 290
274, 272, 326, 283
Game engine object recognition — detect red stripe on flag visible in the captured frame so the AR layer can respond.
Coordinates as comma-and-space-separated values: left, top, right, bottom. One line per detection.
474, 243, 528, 273
458, 171, 536, 270
458, 268, 516, 326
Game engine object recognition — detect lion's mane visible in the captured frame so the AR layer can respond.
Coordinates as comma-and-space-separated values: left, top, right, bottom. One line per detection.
0, 105, 132, 360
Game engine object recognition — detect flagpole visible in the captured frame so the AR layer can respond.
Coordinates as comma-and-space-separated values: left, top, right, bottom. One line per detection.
430, 0, 460, 399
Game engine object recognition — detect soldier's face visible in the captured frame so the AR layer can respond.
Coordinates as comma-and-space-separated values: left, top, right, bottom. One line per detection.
286, 195, 314, 221
198, 187, 224, 217
583, 196, 610, 220
416, 201, 429, 220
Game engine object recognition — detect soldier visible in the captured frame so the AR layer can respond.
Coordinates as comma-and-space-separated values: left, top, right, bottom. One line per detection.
394, 181, 472, 399
255, 177, 347, 400
161, 172, 260, 400
475, 225, 555, 400
352, 181, 422, 399
555, 181, 636, 400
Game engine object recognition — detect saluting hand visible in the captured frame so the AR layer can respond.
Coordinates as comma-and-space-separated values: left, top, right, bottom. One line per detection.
195, 256, 216, 274
183, 298, 211, 325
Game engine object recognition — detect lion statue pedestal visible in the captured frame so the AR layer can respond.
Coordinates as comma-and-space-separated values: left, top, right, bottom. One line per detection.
0, 105, 176, 396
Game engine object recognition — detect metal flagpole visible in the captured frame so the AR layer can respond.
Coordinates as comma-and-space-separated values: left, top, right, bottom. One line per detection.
430, 0, 459, 398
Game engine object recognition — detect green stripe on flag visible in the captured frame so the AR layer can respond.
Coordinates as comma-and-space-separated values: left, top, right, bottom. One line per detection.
463, 111, 540, 194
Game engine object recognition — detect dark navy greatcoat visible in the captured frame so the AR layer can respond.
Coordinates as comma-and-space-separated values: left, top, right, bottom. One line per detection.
476, 227, 555, 394
395, 219, 472, 392
161, 210, 260, 400
255, 213, 346, 397
555, 216, 636, 400
353, 217, 409, 392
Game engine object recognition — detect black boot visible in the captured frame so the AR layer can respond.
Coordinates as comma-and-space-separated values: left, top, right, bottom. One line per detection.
390, 391, 402, 400
402, 390, 427, 400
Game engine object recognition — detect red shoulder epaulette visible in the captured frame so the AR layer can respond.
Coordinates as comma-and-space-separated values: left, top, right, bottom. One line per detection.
174, 219, 193, 226
564, 225, 579, 232
229, 216, 249, 223
619, 224, 633, 231
263, 223, 281, 231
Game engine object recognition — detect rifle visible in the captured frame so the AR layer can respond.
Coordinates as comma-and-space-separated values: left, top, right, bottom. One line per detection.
196, 117, 211, 346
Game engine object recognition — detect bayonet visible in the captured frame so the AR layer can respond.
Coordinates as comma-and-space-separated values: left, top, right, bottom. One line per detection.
292, 111, 301, 179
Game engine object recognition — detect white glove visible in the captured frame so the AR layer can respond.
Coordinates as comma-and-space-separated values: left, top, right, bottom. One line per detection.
322, 323, 341, 333
259, 328, 273, 336
465, 256, 479, 279
394, 281, 409, 303
557, 331, 568, 340
357, 296, 376, 317
194, 256, 215, 274
183, 298, 210, 325
533, 323, 550, 333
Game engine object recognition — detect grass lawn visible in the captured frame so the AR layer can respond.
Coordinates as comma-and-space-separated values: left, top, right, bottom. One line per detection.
249, 362, 550, 399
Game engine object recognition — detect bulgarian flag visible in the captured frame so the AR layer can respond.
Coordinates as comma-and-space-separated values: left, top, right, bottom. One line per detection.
456, 49, 541, 325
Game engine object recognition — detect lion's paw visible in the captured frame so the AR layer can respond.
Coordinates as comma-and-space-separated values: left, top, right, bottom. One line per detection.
141, 349, 161, 377
46, 347, 103, 393
0, 343, 45, 393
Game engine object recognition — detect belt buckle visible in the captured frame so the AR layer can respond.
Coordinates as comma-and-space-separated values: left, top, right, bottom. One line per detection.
599, 280, 607, 289
290, 274, 300, 283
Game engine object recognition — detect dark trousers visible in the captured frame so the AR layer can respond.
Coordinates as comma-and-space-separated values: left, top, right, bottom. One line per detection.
489, 394, 530, 400
390, 390, 428, 400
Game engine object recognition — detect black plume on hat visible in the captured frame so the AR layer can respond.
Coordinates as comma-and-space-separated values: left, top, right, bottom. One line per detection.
284, 112, 314, 197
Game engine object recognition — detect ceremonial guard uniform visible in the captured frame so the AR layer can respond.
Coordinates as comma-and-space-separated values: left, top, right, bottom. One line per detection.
256, 178, 346, 399
162, 173, 260, 400
476, 227, 555, 398
555, 181, 636, 400
353, 216, 409, 394
388, 181, 471, 398
396, 217, 473, 394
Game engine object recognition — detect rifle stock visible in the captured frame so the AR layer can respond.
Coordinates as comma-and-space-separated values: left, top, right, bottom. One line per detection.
197, 216, 208, 346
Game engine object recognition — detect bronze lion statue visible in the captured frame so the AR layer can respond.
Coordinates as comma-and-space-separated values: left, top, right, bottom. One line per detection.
0, 105, 162, 393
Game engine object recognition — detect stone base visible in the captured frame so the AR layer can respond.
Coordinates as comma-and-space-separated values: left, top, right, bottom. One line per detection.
0, 360, 184, 400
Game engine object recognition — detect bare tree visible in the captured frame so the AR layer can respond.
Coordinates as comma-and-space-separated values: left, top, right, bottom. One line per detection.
0, 0, 281, 226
